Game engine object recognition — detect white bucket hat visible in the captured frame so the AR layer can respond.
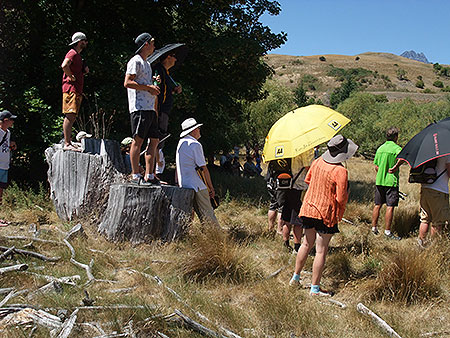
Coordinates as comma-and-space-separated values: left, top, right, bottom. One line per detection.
69, 32, 87, 46
322, 135, 358, 164
180, 118, 203, 138
76, 131, 92, 142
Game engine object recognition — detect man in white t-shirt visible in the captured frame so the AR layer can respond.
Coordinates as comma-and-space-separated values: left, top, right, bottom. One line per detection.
124, 32, 161, 185
418, 155, 450, 245
176, 118, 218, 225
0, 110, 17, 226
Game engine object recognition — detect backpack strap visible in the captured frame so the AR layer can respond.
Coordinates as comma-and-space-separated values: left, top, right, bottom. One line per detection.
290, 167, 305, 189
435, 169, 447, 181
0, 130, 8, 148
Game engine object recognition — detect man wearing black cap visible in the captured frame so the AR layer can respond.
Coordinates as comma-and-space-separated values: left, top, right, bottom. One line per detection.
124, 32, 161, 185
0, 110, 17, 224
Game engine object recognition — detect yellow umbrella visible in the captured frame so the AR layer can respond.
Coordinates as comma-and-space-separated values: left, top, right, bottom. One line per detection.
262, 105, 351, 162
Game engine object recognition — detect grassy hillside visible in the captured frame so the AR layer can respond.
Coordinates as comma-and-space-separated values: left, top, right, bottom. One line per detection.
265, 52, 450, 103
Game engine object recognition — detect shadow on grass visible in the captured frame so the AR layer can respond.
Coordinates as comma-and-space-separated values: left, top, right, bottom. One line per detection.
348, 180, 374, 203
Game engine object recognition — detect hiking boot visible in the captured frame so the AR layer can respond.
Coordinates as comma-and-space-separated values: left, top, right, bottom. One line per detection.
384, 233, 401, 240
371, 227, 380, 235
310, 288, 333, 297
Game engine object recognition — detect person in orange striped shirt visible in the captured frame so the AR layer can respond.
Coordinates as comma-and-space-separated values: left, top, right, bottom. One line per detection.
289, 135, 358, 296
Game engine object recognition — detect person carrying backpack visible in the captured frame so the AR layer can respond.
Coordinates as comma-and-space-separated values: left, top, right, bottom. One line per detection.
267, 150, 313, 252
389, 155, 450, 247
371, 127, 402, 240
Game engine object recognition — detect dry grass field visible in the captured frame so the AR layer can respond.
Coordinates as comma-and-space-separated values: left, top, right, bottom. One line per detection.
265, 52, 450, 103
0, 157, 449, 337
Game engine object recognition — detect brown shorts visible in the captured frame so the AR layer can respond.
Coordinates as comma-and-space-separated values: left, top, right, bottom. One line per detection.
62, 92, 83, 114
420, 187, 450, 227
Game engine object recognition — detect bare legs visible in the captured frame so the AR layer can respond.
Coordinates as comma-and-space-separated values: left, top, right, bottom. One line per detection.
372, 204, 395, 231
63, 113, 77, 146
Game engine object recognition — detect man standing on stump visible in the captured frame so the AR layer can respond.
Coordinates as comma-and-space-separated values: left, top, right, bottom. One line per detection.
176, 118, 218, 225
124, 32, 160, 185
61, 32, 89, 151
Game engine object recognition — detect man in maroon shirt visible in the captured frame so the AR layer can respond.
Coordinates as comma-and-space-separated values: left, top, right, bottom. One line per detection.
61, 32, 89, 151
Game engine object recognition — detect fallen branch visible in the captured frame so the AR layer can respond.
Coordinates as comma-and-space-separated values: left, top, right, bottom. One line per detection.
0, 290, 16, 307
420, 331, 450, 337
266, 267, 283, 279
80, 322, 106, 335
1, 236, 62, 245
76, 305, 150, 310
63, 239, 95, 282
0, 246, 15, 261
65, 223, 87, 241
0, 264, 28, 274
108, 287, 137, 294
92, 333, 127, 338
25, 272, 80, 286
327, 298, 347, 309
357, 303, 402, 338
175, 309, 226, 338
56, 309, 78, 338
0, 288, 15, 295
27, 281, 62, 300
0, 246, 60, 262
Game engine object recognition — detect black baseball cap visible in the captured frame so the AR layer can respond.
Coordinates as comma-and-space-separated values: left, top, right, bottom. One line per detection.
0, 110, 17, 121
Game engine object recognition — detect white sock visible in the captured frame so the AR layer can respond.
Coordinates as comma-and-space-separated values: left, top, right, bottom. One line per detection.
385, 230, 391, 235
132, 173, 142, 180
372, 227, 378, 231
146, 173, 154, 180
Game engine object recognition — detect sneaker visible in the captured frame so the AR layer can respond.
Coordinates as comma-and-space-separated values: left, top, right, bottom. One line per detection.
384, 233, 401, 240
417, 238, 429, 249
129, 176, 150, 186
310, 288, 333, 297
289, 278, 301, 287
146, 178, 161, 186
371, 228, 380, 235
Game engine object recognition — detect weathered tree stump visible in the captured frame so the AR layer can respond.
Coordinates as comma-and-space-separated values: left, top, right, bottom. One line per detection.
45, 139, 126, 221
98, 183, 194, 243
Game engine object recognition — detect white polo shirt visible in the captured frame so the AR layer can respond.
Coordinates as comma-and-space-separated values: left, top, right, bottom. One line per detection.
176, 135, 207, 192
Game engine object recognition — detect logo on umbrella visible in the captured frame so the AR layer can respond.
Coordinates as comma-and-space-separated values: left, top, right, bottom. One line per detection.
275, 146, 284, 158
328, 120, 341, 131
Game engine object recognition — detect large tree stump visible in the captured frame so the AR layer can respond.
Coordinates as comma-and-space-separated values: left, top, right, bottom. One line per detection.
98, 183, 194, 243
45, 139, 126, 221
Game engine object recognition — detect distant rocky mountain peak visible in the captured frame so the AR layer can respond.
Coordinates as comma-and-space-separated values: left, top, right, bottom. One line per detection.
400, 50, 431, 64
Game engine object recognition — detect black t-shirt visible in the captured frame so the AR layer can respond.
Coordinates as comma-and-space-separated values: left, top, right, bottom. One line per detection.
153, 63, 176, 115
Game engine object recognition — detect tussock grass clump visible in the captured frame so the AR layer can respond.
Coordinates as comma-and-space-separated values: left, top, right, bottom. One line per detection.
365, 246, 442, 304
325, 252, 353, 281
178, 223, 261, 283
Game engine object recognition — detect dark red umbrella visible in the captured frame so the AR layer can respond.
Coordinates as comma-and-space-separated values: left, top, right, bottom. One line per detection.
397, 117, 450, 168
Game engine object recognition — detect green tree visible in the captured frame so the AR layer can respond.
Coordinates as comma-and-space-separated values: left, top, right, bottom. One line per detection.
330, 78, 359, 108
433, 80, 444, 88
293, 84, 308, 107
1, 0, 286, 181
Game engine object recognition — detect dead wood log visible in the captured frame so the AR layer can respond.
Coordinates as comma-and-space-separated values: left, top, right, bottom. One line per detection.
420, 331, 450, 337
0, 246, 60, 262
174, 309, 225, 338
0, 288, 15, 295
0, 246, 15, 261
1, 236, 62, 245
357, 303, 402, 338
45, 139, 127, 222
26, 272, 81, 286
0, 290, 16, 307
76, 305, 150, 310
27, 281, 62, 300
80, 322, 106, 335
63, 239, 95, 282
0, 264, 28, 274
98, 183, 194, 243
108, 287, 137, 294
65, 223, 87, 241
56, 309, 78, 338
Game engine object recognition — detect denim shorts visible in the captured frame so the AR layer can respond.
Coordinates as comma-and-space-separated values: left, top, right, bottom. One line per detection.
0, 169, 9, 189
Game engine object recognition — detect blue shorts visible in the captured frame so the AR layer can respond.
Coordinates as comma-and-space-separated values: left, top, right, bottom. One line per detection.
0, 169, 8, 189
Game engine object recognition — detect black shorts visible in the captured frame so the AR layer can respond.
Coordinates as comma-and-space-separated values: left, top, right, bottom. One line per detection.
130, 110, 159, 140
301, 216, 339, 234
268, 187, 282, 212
276, 189, 303, 225
374, 185, 399, 207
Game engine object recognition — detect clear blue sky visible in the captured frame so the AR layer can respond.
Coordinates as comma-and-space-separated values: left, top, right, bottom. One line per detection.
261, 0, 450, 65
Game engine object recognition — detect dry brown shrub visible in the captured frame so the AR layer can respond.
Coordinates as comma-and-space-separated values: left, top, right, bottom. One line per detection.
364, 245, 443, 304
178, 223, 261, 283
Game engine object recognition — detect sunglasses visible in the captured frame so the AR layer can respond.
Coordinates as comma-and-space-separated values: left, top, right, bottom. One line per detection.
169, 53, 177, 58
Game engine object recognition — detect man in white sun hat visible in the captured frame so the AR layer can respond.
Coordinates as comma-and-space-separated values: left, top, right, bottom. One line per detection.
176, 118, 218, 225
61, 32, 89, 152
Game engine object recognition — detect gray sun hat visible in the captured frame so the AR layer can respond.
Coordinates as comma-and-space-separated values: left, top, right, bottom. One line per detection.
69, 32, 87, 46
322, 135, 358, 164
180, 118, 203, 138
0, 110, 17, 121
135, 32, 154, 54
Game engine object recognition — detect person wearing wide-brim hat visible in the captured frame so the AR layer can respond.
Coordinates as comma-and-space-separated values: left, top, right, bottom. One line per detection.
61, 32, 89, 152
176, 118, 219, 225
124, 32, 161, 185
289, 135, 358, 296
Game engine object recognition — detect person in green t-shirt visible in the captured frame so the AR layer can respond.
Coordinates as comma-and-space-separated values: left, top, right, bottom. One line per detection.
371, 127, 403, 239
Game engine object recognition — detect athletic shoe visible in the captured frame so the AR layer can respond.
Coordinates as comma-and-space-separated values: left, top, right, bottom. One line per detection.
310, 288, 333, 297
146, 178, 161, 186
384, 233, 401, 240
289, 278, 302, 287
371, 228, 380, 235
